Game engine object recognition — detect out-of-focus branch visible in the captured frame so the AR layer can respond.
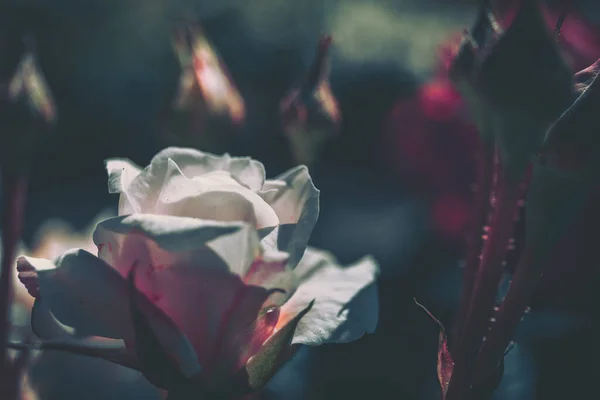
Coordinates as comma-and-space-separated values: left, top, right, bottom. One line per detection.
0, 30, 55, 399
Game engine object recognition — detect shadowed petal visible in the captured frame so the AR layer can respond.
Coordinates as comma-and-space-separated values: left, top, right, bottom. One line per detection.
199, 251, 297, 381
128, 268, 200, 387
9, 337, 141, 371
149, 264, 266, 368
243, 251, 296, 308
260, 166, 319, 268
18, 250, 136, 340
92, 214, 248, 275
17, 249, 203, 377
278, 248, 379, 345
94, 216, 272, 367
30, 300, 75, 339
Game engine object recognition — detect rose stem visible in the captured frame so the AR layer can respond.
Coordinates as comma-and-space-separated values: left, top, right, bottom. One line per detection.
0, 168, 28, 368
471, 247, 536, 392
473, 163, 585, 392
451, 0, 496, 348
452, 139, 495, 349
446, 163, 531, 399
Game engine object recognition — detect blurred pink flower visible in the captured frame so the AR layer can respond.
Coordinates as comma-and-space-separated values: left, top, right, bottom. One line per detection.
16, 148, 379, 396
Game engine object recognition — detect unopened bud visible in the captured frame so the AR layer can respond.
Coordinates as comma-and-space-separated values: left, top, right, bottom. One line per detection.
280, 35, 341, 166
1, 35, 56, 170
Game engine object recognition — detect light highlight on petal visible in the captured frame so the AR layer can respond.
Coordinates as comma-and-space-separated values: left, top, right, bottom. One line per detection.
278, 248, 379, 345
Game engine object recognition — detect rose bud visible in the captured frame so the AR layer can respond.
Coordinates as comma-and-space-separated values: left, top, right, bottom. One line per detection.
1, 34, 56, 171
280, 35, 341, 167
165, 20, 245, 153
15, 148, 379, 398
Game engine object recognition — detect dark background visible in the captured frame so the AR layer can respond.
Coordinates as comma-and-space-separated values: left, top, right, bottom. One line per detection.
2, 0, 600, 399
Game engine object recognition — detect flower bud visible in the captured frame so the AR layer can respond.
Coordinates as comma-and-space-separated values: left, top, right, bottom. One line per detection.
166, 19, 245, 153
1, 35, 56, 171
280, 35, 341, 167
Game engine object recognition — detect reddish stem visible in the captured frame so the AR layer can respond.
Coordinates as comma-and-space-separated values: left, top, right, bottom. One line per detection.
447, 165, 530, 400
453, 140, 495, 349
0, 170, 27, 375
471, 247, 537, 389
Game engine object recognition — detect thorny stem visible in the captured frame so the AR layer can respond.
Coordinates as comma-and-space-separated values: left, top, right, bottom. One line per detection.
554, 0, 572, 39
453, 141, 495, 349
447, 163, 531, 400
0, 171, 27, 357
554, 11, 568, 39
472, 248, 537, 388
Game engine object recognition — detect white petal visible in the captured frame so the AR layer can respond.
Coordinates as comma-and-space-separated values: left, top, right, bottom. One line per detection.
33, 336, 140, 371
18, 251, 135, 340
18, 250, 201, 377
92, 214, 248, 276
30, 300, 76, 339
92, 214, 273, 366
205, 221, 262, 277
124, 148, 266, 215
242, 250, 297, 308
260, 166, 319, 268
105, 158, 143, 215
153, 159, 278, 229
144, 262, 273, 368
278, 248, 379, 345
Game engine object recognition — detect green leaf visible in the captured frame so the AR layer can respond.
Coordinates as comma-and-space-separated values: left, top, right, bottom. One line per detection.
235, 300, 314, 392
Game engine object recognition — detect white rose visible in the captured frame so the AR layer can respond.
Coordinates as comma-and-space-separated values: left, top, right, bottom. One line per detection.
107, 147, 320, 268
17, 147, 379, 395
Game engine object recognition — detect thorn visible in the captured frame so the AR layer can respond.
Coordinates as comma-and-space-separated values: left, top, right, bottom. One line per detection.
554, 11, 567, 39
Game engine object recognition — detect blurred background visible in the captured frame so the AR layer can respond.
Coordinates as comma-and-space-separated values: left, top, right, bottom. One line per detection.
2, 0, 600, 398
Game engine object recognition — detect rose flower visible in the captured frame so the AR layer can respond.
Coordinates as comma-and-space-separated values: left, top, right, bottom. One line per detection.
15, 147, 379, 398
